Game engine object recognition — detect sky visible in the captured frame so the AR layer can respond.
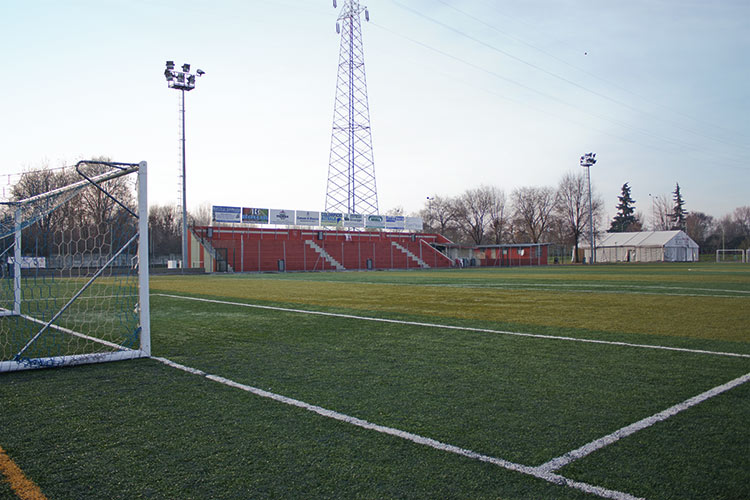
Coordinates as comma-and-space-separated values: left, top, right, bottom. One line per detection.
1, 0, 748, 224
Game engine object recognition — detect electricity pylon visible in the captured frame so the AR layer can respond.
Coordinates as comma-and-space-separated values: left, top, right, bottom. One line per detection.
325, 0, 378, 215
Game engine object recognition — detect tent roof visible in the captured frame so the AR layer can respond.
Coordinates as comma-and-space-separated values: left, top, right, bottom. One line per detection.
582, 230, 698, 249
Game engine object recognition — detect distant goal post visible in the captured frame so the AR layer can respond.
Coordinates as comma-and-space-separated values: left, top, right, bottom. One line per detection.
716, 249, 746, 263
0, 161, 150, 373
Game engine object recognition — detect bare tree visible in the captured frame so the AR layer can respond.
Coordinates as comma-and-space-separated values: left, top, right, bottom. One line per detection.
511, 186, 557, 243
651, 194, 672, 231
733, 206, 750, 237
423, 195, 460, 237
685, 211, 714, 248
555, 172, 602, 262
10, 164, 75, 257
455, 186, 497, 244
190, 202, 213, 226
77, 159, 136, 253
150, 204, 182, 256
488, 188, 507, 244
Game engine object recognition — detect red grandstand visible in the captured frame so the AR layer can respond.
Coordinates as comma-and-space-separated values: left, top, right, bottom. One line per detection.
188, 227, 548, 273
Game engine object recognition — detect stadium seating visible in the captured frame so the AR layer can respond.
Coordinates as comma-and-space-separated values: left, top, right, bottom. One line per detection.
190, 227, 454, 273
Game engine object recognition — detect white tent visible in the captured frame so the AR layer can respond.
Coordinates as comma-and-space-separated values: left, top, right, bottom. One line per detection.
582, 230, 699, 263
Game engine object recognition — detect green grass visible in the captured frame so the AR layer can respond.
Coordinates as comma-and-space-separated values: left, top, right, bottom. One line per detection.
1, 262, 749, 499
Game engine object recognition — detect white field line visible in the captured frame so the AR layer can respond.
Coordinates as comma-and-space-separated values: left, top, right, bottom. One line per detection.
232, 277, 750, 298
539, 371, 750, 473
153, 356, 643, 500
154, 293, 750, 359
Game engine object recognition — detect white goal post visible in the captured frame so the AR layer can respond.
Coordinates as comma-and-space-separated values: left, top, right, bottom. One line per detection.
716, 249, 746, 263
0, 161, 150, 372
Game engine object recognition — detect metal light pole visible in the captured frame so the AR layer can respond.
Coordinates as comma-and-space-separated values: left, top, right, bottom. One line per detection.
580, 153, 597, 264
648, 193, 656, 230
426, 196, 433, 230
164, 60, 204, 269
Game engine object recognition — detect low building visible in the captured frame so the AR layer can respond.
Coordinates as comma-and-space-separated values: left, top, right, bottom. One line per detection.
582, 230, 699, 263
443, 243, 549, 267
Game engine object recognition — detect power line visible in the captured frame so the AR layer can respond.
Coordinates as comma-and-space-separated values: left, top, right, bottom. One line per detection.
434, 0, 750, 151
369, 21, 748, 169
388, 0, 750, 154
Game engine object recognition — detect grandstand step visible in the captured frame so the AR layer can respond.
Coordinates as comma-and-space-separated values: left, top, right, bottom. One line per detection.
305, 240, 346, 270
391, 242, 430, 269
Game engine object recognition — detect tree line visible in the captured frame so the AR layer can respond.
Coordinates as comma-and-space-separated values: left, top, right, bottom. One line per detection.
419, 176, 749, 258
5, 163, 749, 261
419, 171, 604, 262
3, 161, 214, 261
2, 159, 136, 258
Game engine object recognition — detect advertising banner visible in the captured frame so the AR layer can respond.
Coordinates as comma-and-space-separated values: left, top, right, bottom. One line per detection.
405, 217, 423, 231
213, 206, 241, 223
8, 257, 46, 269
386, 216, 405, 230
270, 209, 295, 225
321, 212, 343, 226
296, 211, 320, 226
365, 214, 385, 229
242, 207, 269, 224
343, 213, 364, 228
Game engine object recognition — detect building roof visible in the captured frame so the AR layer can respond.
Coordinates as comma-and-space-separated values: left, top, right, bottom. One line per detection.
581, 230, 698, 249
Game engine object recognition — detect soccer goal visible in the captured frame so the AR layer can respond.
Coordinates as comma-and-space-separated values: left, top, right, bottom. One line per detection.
0, 161, 150, 373
716, 249, 746, 263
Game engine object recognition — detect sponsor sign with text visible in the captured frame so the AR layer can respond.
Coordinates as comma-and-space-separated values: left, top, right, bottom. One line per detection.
242, 207, 269, 224
321, 212, 343, 226
270, 209, 295, 225
386, 216, 405, 230
295, 211, 320, 226
405, 217, 423, 231
365, 214, 385, 229
213, 206, 241, 223
344, 213, 364, 228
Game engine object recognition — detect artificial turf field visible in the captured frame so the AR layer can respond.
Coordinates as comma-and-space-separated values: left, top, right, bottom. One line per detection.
1, 262, 749, 499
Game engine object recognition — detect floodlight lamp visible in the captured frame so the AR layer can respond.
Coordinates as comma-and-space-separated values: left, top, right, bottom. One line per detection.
164, 68, 174, 81
166, 60, 175, 70
182, 63, 190, 72
187, 75, 196, 85
580, 152, 596, 167
196, 69, 205, 76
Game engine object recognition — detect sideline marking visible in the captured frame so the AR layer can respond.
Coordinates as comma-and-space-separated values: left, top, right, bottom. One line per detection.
0, 446, 47, 500
538, 371, 750, 472
153, 356, 642, 500
154, 293, 750, 359
225, 276, 750, 298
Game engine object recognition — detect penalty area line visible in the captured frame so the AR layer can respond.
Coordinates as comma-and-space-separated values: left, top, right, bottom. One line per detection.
152, 356, 642, 500
154, 293, 750, 359
538, 371, 750, 473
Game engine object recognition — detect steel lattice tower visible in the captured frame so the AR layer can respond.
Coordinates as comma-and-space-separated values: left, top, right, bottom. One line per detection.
325, 0, 378, 215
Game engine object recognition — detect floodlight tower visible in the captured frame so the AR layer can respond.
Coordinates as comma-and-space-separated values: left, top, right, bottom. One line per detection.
164, 60, 205, 269
325, 0, 378, 216
580, 152, 597, 264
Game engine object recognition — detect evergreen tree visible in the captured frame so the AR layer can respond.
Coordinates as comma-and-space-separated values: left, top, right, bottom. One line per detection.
670, 182, 687, 230
609, 182, 638, 232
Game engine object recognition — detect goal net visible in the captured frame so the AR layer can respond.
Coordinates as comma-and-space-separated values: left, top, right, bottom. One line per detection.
716, 249, 746, 263
0, 161, 150, 373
